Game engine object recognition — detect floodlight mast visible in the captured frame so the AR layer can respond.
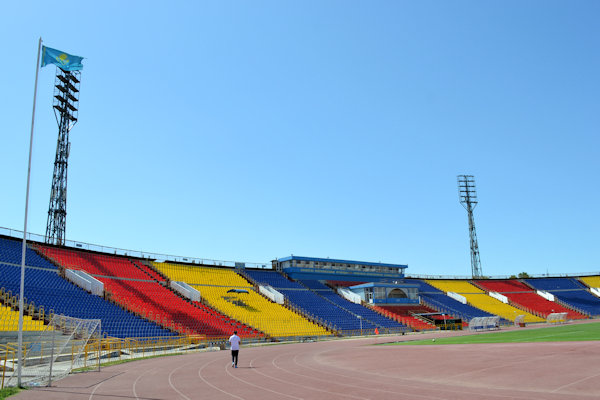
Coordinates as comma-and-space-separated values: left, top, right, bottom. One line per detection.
457, 175, 483, 278
45, 67, 80, 246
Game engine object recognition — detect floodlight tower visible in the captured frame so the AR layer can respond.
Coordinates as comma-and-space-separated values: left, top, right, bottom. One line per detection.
45, 67, 81, 246
457, 175, 483, 278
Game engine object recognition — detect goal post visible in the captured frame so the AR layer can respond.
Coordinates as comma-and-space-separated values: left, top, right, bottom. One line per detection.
4, 314, 101, 388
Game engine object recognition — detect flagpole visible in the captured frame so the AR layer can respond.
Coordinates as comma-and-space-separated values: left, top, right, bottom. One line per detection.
18, 36, 42, 388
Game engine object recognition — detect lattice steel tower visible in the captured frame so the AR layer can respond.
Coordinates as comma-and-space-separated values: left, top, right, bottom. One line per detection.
457, 175, 482, 278
45, 67, 81, 246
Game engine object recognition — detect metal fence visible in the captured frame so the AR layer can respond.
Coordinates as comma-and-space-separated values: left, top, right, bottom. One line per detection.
0, 227, 269, 269
4, 226, 598, 278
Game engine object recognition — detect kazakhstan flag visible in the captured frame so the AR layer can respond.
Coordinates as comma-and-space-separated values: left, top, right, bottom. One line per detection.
41, 46, 83, 71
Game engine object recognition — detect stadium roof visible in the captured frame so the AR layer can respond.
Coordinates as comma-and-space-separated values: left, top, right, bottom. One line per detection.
277, 256, 407, 270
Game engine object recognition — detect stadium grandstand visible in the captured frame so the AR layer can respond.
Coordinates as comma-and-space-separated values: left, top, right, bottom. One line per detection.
475, 279, 588, 320
425, 279, 545, 323
525, 277, 600, 317
2, 228, 600, 351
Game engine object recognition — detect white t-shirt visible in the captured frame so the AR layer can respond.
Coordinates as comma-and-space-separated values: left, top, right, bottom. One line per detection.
229, 334, 241, 351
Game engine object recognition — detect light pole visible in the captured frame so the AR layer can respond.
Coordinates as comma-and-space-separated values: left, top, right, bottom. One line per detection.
45, 67, 81, 245
457, 175, 483, 278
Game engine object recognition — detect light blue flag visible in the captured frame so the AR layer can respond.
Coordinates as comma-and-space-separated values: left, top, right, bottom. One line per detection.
41, 46, 84, 71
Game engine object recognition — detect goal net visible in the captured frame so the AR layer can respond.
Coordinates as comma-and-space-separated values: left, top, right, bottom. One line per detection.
3, 314, 101, 387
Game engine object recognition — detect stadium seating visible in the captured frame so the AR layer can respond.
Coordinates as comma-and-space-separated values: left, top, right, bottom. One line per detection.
0, 237, 173, 338
0, 304, 46, 331
426, 280, 544, 323
298, 280, 406, 331
35, 244, 257, 338
374, 305, 437, 331
406, 279, 495, 323
243, 270, 401, 333
579, 276, 600, 289
153, 263, 330, 338
7, 232, 599, 339
525, 278, 600, 317
475, 279, 587, 320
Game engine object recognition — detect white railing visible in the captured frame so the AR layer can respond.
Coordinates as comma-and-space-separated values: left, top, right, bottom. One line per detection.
258, 285, 284, 304
537, 290, 555, 301
337, 287, 362, 304
446, 291, 467, 304
488, 291, 508, 304
170, 281, 201, 302
65, 269, 104, 296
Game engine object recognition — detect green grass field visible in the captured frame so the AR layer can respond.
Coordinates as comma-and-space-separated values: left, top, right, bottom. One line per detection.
387, 322, 600, 345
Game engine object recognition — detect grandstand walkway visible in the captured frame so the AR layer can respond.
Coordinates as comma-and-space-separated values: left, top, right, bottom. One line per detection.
426, 279, 545, 323
12, 328, 600, 400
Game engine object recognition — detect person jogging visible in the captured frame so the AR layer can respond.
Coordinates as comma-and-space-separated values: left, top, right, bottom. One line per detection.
228, 331, 241, 368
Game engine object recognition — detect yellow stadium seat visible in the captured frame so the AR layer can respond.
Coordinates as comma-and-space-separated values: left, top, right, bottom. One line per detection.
0, 305, 47, 332
153, 262, 330, 338
426, 280, 544, 323
580, 276, 600, 289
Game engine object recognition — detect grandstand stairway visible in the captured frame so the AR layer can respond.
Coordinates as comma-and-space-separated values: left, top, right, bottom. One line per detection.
0, 237, 175, 339
153, 263, 330, 339
474, 279, 588, 320
371, 305, 437, 331
406, 279, 496, 324
525, 278, 600, 317
425, 279, 544, 324
299, 279, 406, 333
34, 245, 259, 338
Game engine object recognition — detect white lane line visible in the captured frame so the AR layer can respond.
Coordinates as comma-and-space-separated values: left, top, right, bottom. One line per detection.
298, 346, 529, 400
267, 352, 371, 400
247, 355, 359, 400
296, 350, 447, 400
551, 371, 600, 393
168, 359, 198, 400
224, 359, 303, 400
88, 380, 104, 400
133, 367, 157, 400
198, 357, 245, 400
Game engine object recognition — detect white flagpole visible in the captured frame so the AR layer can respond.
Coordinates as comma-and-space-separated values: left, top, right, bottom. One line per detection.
18, 36, 43, 387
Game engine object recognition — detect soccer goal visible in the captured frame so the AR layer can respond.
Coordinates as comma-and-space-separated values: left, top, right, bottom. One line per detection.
3, 314, 101, 388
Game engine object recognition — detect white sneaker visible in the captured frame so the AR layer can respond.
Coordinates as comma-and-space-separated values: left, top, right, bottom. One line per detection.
232, 362, 235, 367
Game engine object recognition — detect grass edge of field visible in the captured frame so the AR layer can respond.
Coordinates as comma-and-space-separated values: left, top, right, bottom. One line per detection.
381, 321, 600, 345
0, 387, 23, 399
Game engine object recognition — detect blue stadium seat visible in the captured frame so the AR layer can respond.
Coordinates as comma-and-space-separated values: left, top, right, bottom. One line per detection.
244, 270, 405, 332
0, 237, 176, 338
407, 279, 496, 322
525, 278, 600, 317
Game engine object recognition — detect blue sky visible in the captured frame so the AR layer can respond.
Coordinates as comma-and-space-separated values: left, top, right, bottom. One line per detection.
2, 1, 599, 277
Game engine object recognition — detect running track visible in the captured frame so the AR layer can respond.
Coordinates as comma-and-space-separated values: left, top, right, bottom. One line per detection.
13, 332, 600, 400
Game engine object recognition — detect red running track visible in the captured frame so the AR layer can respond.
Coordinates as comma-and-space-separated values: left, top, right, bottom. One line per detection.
13, 332, 600, 400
